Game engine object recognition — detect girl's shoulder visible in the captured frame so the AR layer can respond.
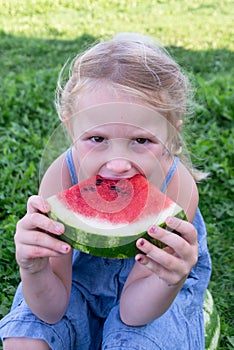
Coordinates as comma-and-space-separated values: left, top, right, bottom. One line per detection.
39, 151, 72, 198
165, 159, 199, 222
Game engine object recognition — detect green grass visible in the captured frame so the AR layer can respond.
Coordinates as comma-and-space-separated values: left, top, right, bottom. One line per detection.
0, 1, 233, 348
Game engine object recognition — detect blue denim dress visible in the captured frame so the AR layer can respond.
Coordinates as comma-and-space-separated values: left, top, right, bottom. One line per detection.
0, 151, 212, 349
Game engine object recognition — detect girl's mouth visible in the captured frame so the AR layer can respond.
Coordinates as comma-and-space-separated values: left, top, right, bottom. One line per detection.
96, 174, 140, 181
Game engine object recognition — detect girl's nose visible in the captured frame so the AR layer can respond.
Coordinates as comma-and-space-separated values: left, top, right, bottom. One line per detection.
106, 158, 132, 174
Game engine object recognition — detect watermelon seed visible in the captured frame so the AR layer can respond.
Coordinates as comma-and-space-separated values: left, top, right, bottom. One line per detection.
82, 187, 88, 192
110, 185, 116, 190
89, 186, 96, 191
116, 187, 121, 192
96, 179, 103, 185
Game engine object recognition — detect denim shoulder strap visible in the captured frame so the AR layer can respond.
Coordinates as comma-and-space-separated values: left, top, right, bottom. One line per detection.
160, 157, 179, 193
66, 148, 78, 186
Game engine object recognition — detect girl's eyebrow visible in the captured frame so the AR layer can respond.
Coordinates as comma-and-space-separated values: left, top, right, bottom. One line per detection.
130, 129, 159, 140
80, 129, 109, 138
79, 126, 160, 141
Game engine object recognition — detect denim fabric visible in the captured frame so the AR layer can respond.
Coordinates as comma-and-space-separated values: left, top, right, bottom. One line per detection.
0, 208, 211, 349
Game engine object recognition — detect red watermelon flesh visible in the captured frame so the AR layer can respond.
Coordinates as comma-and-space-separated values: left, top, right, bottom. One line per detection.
48, 174, 184, 258
58, 175, 173, 224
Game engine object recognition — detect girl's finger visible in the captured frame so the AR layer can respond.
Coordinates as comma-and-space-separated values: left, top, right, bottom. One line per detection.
163, 246, 175, 255
135, 254, 184, 286
136, 237, 196, 276
16, 244, 69, 271
17, 212, 64, 236
147, 226, 191, 259
16, 229, 70, 255
158, 226, 198, 264
165, 217, 198, 246
136, 238, 180, 271
147, 221, 198, 260
27, 195, 51, 214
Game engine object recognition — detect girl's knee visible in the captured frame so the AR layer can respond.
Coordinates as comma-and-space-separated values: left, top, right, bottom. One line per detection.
3, 337, 50, 350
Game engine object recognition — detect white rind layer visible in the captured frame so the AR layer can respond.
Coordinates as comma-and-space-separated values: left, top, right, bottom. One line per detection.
47, 196, 182, 237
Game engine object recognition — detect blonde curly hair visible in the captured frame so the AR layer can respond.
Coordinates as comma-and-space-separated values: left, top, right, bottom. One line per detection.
56, 33, 207, 181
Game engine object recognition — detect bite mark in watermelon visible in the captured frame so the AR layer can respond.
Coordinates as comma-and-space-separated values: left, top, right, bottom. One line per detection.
47, 174, 185, 258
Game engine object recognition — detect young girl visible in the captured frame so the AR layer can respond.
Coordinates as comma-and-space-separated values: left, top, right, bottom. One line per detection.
0, 33, 211, 350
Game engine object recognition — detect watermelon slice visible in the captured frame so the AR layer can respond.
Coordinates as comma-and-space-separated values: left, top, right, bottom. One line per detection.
47, 174, 185, 258
203, 289, 221, 350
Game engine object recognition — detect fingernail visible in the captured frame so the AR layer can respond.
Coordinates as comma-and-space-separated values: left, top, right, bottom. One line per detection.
55, 223, 64, 233
61, 244, 69, 252
149, 225, 158, 234
136, 256, 143, 263
138, 238, 144, 246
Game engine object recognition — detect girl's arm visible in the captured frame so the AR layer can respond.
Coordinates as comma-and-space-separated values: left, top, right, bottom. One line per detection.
120, 218, 198, 326
120, 161, 199, 326
15, 153, 73, 324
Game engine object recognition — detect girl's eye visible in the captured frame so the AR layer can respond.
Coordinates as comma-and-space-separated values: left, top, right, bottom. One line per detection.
90, 136, 105, 143
135, 138, 150, 144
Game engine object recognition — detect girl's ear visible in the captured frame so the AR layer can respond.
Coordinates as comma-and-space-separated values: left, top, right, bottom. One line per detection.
176, 119, 183, 131
63, 119, 70, 130
63, 119, 74, 138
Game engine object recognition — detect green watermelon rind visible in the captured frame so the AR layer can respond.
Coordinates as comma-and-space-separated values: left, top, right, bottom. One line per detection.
203, 289, 221, 350
49, 210, 186, 258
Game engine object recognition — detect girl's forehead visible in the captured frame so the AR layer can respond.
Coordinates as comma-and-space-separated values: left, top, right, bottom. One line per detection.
70, 102, 171, 143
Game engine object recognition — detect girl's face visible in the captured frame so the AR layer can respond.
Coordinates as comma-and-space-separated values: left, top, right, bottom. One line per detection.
69, 85, 170, 187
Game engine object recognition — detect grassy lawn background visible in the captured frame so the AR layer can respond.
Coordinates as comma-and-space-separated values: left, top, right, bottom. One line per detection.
0, 1, 233, 348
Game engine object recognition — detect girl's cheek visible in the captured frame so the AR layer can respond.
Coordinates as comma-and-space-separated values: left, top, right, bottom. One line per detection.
74, 141, 93, 158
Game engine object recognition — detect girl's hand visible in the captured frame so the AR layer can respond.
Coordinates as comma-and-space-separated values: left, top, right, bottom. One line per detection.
135, 216, 198, 287
15, 195, 71, 274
